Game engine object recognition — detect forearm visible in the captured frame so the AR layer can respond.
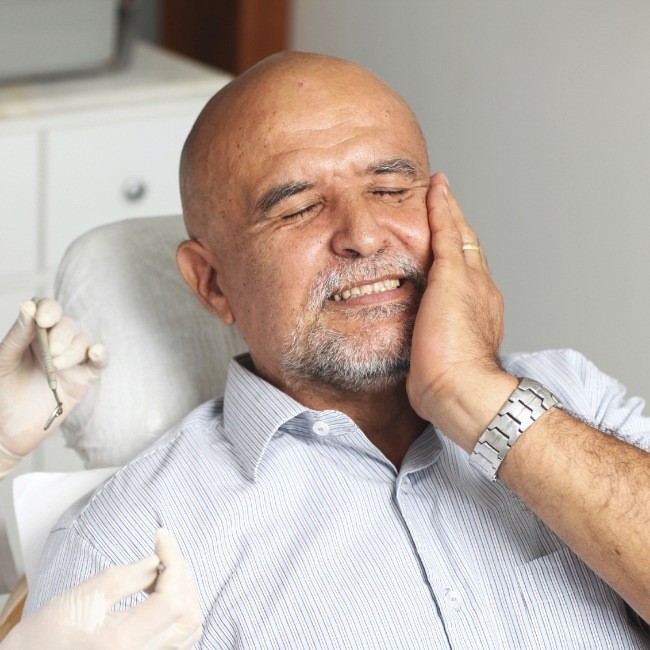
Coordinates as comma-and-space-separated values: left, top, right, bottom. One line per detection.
499, 407, 650, 620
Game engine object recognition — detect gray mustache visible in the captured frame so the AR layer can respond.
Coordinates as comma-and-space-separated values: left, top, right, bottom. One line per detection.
307, 254, 427, 309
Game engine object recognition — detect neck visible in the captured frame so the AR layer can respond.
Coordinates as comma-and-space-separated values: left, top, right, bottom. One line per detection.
283, 378, 426, 469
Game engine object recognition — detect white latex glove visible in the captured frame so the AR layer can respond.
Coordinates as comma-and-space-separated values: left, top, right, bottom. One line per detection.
0, 299, 108, 476
2, 528, 203, 649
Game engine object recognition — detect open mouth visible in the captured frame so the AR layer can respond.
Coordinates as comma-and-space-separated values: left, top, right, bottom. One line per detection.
329, 278, 404, 302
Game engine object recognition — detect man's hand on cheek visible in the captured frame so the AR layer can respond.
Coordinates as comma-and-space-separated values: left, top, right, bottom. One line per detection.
406, 173, 518, 453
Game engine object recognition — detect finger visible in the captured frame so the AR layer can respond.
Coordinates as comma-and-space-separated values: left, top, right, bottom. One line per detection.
71, 554, 160, 609
439, 177, 491, 275
461, 239, 488, 274
34, 298, 63, 329
58, 343, 109, 387
0, 301, 37, 372
153, 528, 195, 596
52, 332, 92, 370
427, 175, 464, 265
107, 530, 202, 646
109, 594, 203, 649
48, 316, 78, 356
87, 343, 109, 370
436, 179, 487, 274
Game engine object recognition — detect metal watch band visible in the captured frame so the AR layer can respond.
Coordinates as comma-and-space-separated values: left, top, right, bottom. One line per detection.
469, 377, 563, 481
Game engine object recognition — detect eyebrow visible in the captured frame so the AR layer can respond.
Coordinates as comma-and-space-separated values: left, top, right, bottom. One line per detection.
254, 180, 315, 220
366, 158, 419, 178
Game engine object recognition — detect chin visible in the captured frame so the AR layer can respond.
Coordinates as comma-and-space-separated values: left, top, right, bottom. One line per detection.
281, 319, 414, 393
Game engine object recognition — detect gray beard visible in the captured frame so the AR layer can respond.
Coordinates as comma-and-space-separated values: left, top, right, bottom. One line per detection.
280, 254, 426, 393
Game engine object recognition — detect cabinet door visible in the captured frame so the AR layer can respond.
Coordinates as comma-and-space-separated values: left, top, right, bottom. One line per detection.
44, 114, 194, 269
0, 132, 39, 277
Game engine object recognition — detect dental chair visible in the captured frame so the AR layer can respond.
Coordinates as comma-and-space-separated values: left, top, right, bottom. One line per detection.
0, 216, 247, 633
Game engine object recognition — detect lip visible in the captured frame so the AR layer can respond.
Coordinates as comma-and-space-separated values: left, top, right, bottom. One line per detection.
327, 276, 411, 307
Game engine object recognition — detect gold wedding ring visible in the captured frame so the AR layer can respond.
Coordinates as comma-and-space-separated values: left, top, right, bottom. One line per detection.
462, 242, 481, 252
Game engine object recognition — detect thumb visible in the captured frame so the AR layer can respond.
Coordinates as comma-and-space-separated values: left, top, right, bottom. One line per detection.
0, 301, 37, 374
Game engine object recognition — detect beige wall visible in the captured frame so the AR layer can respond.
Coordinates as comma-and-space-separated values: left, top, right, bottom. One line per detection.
291, 0, 650, 402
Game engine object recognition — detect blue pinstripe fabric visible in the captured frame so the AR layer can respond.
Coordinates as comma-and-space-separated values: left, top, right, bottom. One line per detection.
25, 349, 650, 648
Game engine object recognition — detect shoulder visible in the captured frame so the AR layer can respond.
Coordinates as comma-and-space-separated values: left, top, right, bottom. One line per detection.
54, 397, 242, 558
501, 349, 650, 449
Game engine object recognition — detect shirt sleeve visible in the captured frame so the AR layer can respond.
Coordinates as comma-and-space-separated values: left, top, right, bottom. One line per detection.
23, 524, 113, 616
501, 348, 650, 451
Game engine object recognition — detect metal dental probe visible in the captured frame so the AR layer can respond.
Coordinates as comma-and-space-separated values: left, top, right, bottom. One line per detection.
32, 298, 64, 430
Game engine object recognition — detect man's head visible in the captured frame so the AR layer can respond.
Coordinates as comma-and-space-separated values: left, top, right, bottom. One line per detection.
177, 51, 433, 396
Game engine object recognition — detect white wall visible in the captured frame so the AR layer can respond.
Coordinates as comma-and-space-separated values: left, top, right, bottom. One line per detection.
291, 0, 650, 402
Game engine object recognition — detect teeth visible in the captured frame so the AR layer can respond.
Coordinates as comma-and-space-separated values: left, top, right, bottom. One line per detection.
331, 278, 401, 302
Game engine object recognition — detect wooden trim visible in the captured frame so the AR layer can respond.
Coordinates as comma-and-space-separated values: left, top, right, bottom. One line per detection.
235, 0, 290, 73
0, 576, 27, 641
161, 0, 290, 75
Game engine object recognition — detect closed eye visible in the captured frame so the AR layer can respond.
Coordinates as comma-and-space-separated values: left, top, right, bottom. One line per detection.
282, 203, 320, 221
371, 188, 411, 203
372, 189, 408, 196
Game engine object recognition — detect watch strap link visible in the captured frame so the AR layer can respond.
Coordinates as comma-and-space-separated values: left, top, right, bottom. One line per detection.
469, 377, 563, 481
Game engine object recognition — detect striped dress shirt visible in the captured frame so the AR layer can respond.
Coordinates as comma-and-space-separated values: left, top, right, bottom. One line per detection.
25, 349, 650, 649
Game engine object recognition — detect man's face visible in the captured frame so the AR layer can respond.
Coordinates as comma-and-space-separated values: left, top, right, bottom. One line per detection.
205, 74, 432, 394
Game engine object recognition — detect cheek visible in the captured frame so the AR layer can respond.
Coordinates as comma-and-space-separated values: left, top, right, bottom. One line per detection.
235, 239, 322, 330
397, 203, 433, 264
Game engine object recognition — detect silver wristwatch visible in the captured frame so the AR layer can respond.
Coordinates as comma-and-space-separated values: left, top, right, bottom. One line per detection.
469, 377, 563, 481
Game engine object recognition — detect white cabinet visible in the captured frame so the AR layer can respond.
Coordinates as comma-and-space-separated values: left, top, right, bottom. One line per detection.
0, 44, 231, 472
0, 132, 38, 277
45, 113, 196, 268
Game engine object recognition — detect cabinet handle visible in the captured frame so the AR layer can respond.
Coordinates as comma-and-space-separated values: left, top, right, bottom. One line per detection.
121, 177, 147, 201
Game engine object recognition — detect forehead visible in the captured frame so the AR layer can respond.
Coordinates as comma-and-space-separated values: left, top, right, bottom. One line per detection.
220, 85, 425, 192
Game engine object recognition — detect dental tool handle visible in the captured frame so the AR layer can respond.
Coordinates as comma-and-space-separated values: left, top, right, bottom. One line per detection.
35, 324, 58, 391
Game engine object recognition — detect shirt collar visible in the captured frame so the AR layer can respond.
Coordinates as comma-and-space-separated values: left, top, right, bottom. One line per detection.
223, 354, 308, 481
222, 353, 444, 481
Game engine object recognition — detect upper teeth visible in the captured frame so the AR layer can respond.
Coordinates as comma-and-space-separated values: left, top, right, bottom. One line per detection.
331, 278, 401, 301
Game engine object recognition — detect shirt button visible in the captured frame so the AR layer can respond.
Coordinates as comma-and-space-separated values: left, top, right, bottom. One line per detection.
444, 589, 463, 611
401, 477, 412, 493
312, 421, 330, 436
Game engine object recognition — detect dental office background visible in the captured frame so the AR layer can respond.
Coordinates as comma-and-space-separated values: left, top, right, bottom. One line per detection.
2, 0, 649, 407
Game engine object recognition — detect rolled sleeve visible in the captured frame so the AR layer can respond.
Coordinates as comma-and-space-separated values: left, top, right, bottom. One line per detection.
502, 348, 650, 451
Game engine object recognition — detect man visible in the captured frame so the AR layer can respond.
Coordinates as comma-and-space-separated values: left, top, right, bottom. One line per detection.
26, 52, 649, 648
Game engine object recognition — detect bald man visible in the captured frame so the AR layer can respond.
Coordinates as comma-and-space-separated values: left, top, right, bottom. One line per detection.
26, 53, 649, 648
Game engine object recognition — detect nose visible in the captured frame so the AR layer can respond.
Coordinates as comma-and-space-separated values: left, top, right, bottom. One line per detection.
330, 197, 389, 259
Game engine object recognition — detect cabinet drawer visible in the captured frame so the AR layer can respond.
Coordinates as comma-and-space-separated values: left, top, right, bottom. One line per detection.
44, 115, 193, 269
0, 132, 38, 277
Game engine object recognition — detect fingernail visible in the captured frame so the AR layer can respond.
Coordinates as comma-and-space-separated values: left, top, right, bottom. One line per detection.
88, 343, 107, 362
20, 300, 36, 319
155, 527, 171, 542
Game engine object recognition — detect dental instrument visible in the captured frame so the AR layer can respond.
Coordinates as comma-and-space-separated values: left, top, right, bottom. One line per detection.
32, 298, 64, 430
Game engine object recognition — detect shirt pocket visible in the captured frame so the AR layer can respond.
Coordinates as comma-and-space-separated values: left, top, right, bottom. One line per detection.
512, 546, 645, 649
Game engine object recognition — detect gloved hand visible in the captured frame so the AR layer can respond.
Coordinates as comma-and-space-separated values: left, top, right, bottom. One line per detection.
0, 298, 108, 475
2, 528, 203, 649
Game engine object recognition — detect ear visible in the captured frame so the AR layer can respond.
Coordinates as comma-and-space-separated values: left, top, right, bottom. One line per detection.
176, 240, 235, 325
